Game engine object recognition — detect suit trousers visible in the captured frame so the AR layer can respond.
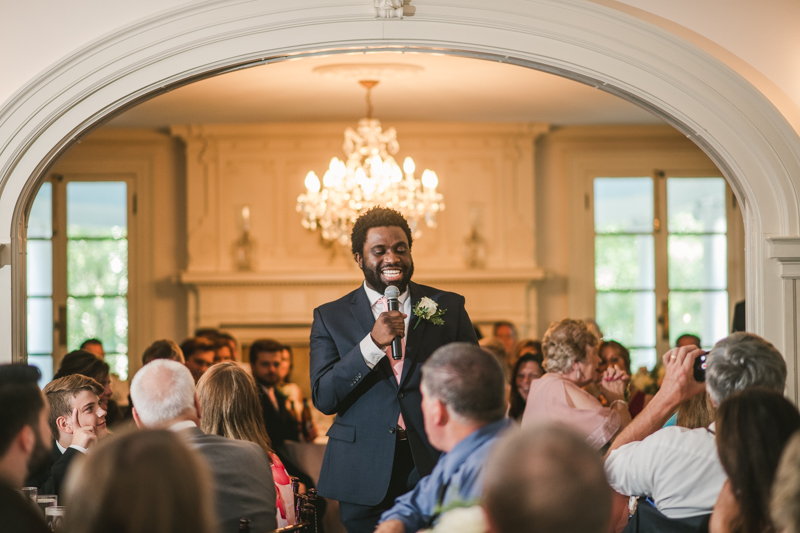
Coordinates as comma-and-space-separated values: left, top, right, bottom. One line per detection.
338, 437, 419, 533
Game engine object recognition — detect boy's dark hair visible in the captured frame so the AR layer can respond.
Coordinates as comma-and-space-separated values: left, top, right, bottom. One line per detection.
0, 364, 44, 456
350, 207, 413, 257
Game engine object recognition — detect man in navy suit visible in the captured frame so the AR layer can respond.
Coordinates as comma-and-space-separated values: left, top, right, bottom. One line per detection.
310, 207, 479, 533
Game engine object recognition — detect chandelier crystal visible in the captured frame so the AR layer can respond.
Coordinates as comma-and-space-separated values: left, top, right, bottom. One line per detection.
297, 80, 444, 246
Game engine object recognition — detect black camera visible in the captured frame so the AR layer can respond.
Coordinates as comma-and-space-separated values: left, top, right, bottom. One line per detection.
693, 352, 708, 382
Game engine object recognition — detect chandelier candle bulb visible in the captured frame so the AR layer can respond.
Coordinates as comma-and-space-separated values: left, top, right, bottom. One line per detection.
305, 171, 321, 193
241, 205, 251, 232
296, 79, 444, 246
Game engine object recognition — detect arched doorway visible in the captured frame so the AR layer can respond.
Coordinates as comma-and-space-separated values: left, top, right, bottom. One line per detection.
1, 0, 799, 398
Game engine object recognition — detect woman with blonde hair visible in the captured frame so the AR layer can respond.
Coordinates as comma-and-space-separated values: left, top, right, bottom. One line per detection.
521, 318, 631, 450
196, 361, 296, 527
64, 429, 216, 533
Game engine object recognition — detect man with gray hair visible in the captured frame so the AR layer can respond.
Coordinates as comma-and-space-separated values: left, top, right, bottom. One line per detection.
484, 424, 613, 533
375, 342, 512, 533
605, 332, 787, 523
130, 359, 277, 533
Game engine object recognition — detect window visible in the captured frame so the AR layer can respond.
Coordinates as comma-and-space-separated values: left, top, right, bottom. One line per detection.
593, 174, 731, 371
26, 178, 131, 384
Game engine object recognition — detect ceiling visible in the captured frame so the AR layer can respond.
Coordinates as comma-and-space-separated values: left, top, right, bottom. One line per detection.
108, 52, 663, 128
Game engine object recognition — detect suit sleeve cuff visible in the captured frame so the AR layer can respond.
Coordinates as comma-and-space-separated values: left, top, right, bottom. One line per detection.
360, 334, 385, 369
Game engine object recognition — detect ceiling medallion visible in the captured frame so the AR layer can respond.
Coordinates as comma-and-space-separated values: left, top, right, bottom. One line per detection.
296, 79, 444, 246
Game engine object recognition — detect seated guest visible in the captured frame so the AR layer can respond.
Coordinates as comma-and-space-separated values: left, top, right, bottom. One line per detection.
375, 343, 512, 533
605, 332, 787, 522
709, 389, 800, 533
79, 338, 105, 358
213, 338, 235, 363
197, 362, 296, 527
250, 338, 318, 493
483, 423, 613, 533
31, 375, 107, 497
598, 340, 652, 418
130, 359, 277, 533
772, 432, 800, 533
0, 364, 51, 533
493, 320, 518, 356
522, 319, 631, 450
142, 339, 185, 365
510, 338, 543, 365
64, 429, 216, 533
180, 336, 215, 382
508, 352, 545, 422
278, 345, 303, 417
53, 349, 121, 426
250, 338, 305, 445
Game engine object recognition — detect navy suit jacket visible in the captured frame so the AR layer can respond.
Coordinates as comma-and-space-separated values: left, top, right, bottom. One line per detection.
310, 281, 478, 506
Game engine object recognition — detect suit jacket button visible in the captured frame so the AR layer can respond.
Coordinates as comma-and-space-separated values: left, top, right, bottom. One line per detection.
398, 392, 404, 399
389, 427, 396, 434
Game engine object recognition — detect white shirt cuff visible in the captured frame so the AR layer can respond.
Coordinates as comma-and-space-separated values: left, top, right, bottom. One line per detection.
360, 334, 386, 369
68, 444, 88, 454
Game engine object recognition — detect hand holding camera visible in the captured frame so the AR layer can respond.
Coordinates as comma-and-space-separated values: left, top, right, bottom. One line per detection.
659, 345, 708, 407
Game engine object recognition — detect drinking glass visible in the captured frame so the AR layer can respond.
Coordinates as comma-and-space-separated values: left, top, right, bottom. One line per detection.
21, 486, 37, 503
45, 506, 65, 531
36, 494, 57, 515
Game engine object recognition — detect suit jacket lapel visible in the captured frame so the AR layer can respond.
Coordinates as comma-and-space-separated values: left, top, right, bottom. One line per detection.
400, 281, 427, 388
350, 285, 376, 339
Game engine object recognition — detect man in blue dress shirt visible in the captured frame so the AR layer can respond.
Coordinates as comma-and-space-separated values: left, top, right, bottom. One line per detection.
375, 342, 512, 533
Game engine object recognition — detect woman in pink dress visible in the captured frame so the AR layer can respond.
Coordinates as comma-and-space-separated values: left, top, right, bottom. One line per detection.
521, 319, 631, 450
196, 362, 296, 527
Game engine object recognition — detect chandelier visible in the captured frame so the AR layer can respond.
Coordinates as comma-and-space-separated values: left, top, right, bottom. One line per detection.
296, 80, 444, 246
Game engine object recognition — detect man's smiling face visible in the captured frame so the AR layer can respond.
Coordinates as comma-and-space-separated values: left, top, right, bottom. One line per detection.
356, 226, 414, 295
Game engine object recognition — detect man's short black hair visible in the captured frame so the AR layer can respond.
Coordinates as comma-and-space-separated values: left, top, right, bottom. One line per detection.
0, 364, 44, 456
80, 338, 103, 349
249, 338, 285, 366
180, 337, 215, 360
350, 206, 413, 257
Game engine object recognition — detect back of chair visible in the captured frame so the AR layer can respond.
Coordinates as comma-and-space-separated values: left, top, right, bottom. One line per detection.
273, 477, 317, 533
623, 498, 709, 533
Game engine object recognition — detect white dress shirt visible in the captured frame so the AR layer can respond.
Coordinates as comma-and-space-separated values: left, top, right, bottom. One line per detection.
168, 420, 198, 432
358, 281, 411, 369
56, 440, 87, 454
605, 423, 727, 519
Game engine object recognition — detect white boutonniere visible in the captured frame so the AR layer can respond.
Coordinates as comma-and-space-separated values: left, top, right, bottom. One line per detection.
413, 297, 446, 329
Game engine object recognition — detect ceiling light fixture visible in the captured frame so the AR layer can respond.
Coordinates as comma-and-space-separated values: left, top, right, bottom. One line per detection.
297, 79, 443, 246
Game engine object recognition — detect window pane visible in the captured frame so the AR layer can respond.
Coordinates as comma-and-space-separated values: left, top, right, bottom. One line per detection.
667, 178, 726, 233
669, 291, 728, 348
27, 240, 52, 296
27, 298, 53, 354
27, 356, 53, 389
29, 182, 52, 239
668, 235, 727, 290
595, 235, 655, 290
596, 291, 656, 348
67, 296, 128, 354
630, 348, 658, 372
594, 178, 653, 233
105, 354, 129, 381
67, 182, 127, 238
67, 240, 128, 296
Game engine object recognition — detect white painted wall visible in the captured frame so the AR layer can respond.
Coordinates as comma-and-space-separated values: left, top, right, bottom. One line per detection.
3, 0, 800, 132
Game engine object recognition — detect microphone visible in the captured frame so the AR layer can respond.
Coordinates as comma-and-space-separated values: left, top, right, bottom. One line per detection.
384, 285, 403, 360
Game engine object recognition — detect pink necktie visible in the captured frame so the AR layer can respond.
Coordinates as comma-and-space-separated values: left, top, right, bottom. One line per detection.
377, 297, 406, 429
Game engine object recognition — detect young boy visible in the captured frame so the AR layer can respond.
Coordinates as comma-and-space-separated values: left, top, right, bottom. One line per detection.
33, 374, 107, 496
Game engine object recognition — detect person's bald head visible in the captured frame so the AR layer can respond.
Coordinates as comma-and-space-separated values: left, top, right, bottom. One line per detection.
130, 359, 197, 428
483, 424, 612, 533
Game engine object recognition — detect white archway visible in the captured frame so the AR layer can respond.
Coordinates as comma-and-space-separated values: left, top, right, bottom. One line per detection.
1, 0, 799, 397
